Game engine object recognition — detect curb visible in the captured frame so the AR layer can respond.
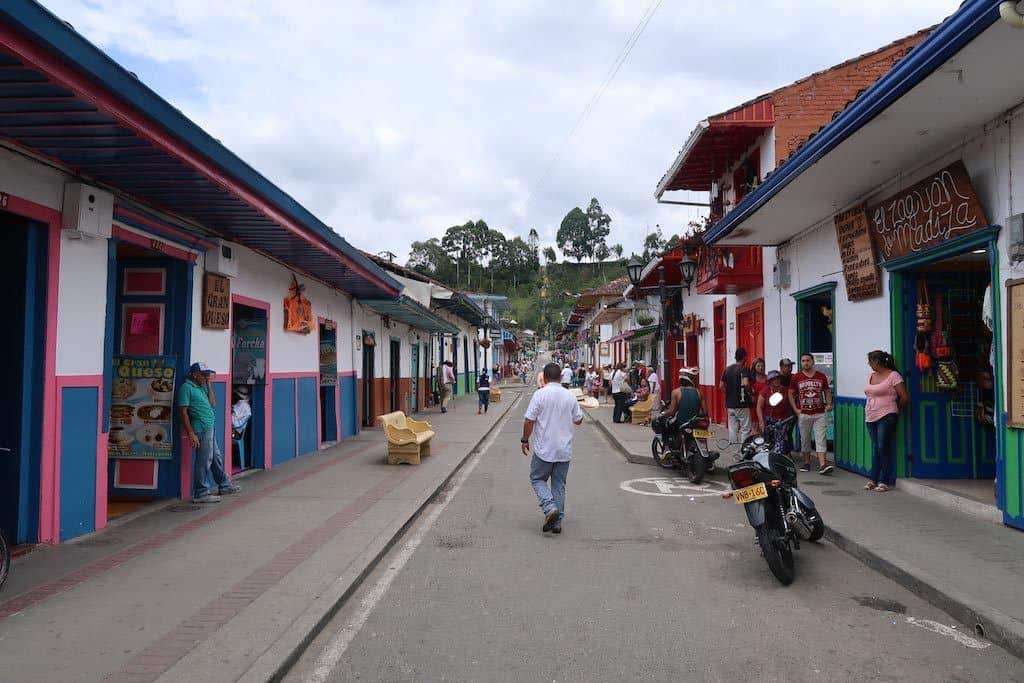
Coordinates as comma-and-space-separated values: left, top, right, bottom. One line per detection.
264, 392, 523, 682
897, 479, 1002, 524
586, 408, 654, 465
825, 525, 1024, 661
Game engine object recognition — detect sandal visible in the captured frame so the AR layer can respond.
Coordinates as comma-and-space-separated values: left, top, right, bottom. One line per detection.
864, 482, 877, 490
874, 484, 891, 492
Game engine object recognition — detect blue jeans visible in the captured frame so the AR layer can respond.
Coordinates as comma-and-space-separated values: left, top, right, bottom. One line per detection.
867, 413, 898, 486
478, 390, 490, 410
192, 427, 232, 498
529, 455, 569, 518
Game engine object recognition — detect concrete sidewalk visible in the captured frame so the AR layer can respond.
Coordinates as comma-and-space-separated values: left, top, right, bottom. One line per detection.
0, 390, 524, 683
585, 403, 1024, 661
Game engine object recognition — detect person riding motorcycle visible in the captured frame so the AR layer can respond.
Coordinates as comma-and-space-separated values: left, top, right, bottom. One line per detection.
661, 367, 708, 428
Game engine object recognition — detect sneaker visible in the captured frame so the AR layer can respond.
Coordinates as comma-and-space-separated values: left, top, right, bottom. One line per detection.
441, 408, 447, 414
193, 494, 222, 504
542, 509, 560, 533
551, 524, 562, 534
799, 463, 811, 472
818, 464, 834, 475
219, 485, 242, 495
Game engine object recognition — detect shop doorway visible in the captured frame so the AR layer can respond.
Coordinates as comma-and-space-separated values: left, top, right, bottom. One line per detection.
899, 254, 995, 484
361, 333, 375, 427
410, 344, 420, 413
318, 321, 338, 443
389, 338, 401, 413
0, 212, 46, 544
231, 302, 267, 472
795, 284, 836, 387
712, 299, 727, 418
107, 242, 191, 520
463, 336, 470, 390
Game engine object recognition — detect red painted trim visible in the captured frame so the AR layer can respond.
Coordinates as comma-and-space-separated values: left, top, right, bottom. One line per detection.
340, 370, 357, 377
231, 293, 271, 311
114, 206, 217, 249
228, 294, 272, 469
3, 194, 60, 543
54, 375, 107, 536
0, 27, 399, 297
270, 372, 319, 379
112, 226, 197, 263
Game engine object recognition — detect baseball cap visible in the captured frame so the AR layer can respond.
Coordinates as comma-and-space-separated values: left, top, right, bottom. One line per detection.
188, 361, 215, 375
767, 370, 781, 381
779, 358, 794, 367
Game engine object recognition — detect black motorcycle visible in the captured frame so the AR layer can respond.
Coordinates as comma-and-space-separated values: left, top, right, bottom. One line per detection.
651, 413, 718, 484
724, 409, 824, 585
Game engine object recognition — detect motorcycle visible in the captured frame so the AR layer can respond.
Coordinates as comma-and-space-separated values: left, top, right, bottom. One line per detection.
722, 393, 824, 585
651, 413, 719, 484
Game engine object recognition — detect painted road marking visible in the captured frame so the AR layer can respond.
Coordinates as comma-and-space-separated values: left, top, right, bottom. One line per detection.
305, 394, 521, 683
619, 477, 729, 498
905, 617, 991, 650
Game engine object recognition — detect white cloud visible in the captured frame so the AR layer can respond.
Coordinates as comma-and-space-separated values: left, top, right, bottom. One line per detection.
44, 0, 960, 260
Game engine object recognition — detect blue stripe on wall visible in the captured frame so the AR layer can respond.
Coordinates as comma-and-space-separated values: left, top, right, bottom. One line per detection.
212, 381, 226, 455
60, 387, 98, 541
297, 377, 318, 455
271, 378, 296, 465
341, 375, 357, 438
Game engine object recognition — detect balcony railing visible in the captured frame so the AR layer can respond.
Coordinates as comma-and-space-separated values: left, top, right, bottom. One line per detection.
694, 245, 763, 295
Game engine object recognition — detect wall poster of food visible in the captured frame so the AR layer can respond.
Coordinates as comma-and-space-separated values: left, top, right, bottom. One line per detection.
109, 355, 177, 459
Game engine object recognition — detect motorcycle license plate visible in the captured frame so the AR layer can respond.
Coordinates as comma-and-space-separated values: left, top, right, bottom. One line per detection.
733, 482, 768, 505
692, 429, 712, 439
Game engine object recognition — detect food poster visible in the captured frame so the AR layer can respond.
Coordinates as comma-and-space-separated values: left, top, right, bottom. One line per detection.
233, 315, 267, 384
109, 355, 176, 459
320, 337, 338, 386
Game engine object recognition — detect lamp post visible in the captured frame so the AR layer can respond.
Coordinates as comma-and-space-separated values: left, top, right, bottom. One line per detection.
626, 253, 697, 402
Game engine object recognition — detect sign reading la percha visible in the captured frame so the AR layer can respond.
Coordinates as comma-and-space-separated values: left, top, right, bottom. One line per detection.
868, 161, 988, 261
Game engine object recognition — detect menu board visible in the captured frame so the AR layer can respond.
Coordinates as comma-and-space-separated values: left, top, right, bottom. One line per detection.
867, 161, 988, 262
109, 356, 176, 459
834, 205, 881, 301
1007, 280, 1024, 428
233, 315, 267, 384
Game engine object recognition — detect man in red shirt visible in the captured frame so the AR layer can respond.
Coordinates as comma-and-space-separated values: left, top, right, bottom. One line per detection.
787, 353, 833, 474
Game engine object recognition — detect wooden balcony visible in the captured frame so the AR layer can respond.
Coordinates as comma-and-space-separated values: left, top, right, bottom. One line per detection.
694, 245, 763, 294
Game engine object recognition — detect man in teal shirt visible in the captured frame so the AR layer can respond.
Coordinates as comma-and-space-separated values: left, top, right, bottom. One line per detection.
177, 362, 240, 503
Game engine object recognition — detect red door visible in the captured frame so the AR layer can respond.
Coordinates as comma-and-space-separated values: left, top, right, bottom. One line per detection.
736, 299, 765, 363
712, 299, 727, 422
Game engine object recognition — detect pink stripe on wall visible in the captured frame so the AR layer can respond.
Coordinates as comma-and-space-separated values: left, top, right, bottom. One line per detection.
230, 294, 272, 469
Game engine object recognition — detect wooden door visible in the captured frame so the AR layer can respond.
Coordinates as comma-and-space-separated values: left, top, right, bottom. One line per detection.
736, 299, 765, 362
713, 299, 727, 419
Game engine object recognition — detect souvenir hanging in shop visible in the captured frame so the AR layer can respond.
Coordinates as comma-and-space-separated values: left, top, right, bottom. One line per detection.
936, 359, 959, 391
914, 331, 932, 372
916, 281, 933, 333
284, 274, 313, 334
931, 293, 952, 359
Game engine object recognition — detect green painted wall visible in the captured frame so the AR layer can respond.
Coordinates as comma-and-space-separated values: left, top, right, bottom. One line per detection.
834, 398, 872, 476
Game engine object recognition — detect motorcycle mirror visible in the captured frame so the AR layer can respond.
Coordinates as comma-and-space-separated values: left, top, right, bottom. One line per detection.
769, 392, 784, 407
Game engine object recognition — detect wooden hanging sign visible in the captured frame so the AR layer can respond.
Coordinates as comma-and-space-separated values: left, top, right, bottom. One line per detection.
867, 161, 988, 262
201, 272, 230, 329
833, 204, 881, 301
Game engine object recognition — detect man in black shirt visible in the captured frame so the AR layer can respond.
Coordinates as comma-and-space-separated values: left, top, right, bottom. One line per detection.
778, 358, 794, 388
719, 348, 753, 444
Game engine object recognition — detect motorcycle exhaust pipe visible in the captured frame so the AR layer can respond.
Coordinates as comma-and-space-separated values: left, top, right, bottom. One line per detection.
785, 511, 812, 539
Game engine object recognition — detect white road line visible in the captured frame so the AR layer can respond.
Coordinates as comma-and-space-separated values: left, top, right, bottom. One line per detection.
905, 617, 991, 650
305, 397, 519, 683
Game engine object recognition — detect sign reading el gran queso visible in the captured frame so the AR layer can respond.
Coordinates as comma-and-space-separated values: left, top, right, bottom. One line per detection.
867, 160, 989, 262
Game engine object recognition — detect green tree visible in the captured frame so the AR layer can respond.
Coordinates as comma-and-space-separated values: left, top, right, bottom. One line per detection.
584, 197, 611, 259
527, 228, 540, 262
594, 241, 610, 272
557, 207, 589, 262
611, 243, 624, 260
543, 246, 557, 264
641, 228, 666, 262
407, 237, 455, 281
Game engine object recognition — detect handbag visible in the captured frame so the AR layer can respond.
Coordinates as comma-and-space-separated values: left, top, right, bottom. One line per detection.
931, 293, 952, 359
936, 360, 959, 390
914, 331, 932, 372
916, 281, 933, 333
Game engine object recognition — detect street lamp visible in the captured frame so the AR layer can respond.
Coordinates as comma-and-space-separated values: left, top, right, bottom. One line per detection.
626, 258, 644, 287
679, 254, 697, 294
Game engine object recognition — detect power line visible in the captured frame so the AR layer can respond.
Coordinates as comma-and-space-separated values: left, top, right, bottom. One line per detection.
518, 0, 666, 226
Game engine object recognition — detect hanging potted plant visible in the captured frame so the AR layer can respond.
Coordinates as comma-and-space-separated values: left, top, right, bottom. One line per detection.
636, 312, 655, 326
480, 337, 491, 349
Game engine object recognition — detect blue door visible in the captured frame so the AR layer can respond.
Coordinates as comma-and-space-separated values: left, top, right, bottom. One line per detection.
902, 271, 996, 479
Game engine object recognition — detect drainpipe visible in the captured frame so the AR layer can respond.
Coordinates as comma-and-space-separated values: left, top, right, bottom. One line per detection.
1001, 1, 1024, 28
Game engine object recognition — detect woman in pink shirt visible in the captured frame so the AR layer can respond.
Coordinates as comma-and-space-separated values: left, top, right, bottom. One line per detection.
864, 350, 909, 492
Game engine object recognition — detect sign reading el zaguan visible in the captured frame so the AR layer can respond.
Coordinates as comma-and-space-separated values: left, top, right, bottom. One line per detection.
867, 161, 988, 261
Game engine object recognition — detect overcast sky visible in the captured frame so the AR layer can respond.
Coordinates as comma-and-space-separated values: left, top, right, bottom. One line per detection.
44, 0, 960, 261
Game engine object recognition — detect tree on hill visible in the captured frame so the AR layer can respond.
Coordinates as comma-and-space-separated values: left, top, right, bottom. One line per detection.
527, 228, 540, 261
594, 241, 610, 272
543, 246, 557, 264
408, 238, 455, 281
641, 228, 666, 262
611, 243, 623, 260
557, 207, 589, 262
585, 197, 611, 258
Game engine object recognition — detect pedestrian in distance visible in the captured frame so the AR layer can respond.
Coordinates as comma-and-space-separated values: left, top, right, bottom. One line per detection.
602, 365, 612, 404
788, 353, 834, 474
521, 363, 584, 534
441, 360, 456, 413
560, 363, 573, 388
177, 362, 240, 504
646, 366, 660, 403
749, 357, 768, 435
477, 370, 491, 415
661, 367, 707, 425
863, 350, 908, 492
720, 348, 754, 444
756, 370, 793, 454
778, 358, 794, 388
610, 362, 630, 423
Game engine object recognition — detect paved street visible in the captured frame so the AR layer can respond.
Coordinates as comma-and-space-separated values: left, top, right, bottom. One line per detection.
285, 390, 1023, 682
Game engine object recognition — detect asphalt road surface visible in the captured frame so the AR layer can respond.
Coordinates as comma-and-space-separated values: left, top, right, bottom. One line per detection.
284, 387, 1023, 682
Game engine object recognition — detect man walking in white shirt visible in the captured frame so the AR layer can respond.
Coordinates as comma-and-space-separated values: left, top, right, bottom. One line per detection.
521, 363, 584, 534
441, 360, 456, 414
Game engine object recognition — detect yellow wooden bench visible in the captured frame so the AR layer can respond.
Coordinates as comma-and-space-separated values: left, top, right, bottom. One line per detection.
490, 385, 502, 402
378, 411, 435, 465
630, 395, 656, 425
